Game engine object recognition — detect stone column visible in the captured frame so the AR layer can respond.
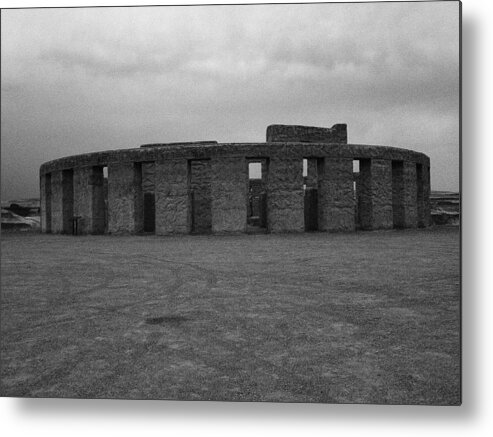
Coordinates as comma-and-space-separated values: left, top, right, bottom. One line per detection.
107, 162, 143, 234
423, 165, 432, 227
50, 169, 74, 234
402, 161, 418, 228
392, 161, 405, 228
50, 170, 64, 233
73, 166, 105, 234
417, 163, 432, 227
155, 158, 189, 235
210, 157, 247, 233
266, 157, 304, 233
318, 158, 355, 232
62, 170, 74, 233
359, 159, 393, 230
40, 173, 51, 233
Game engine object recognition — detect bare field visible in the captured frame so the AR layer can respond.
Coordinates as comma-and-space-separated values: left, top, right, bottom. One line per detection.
0, 227, 460, 404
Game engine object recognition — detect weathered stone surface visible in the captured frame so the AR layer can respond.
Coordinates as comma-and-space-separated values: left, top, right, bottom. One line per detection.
50, 170, 64, 233
51, 170, 74, 234
40, 141, 430, 176
155, 159, 189, 235
267, 158, 304, 232
73, 166, 105, 234
190, 160, 212, 233
40, 173, 51, 233
40, 127, 431, 235
422, 165, 432, 227
392, 161, 405, 228
62, 169, 74, 234
359, 159, 393, 230
318, 158, 355, 232
211, 157, 247, 233
417, 163, 432, 227
402, 161, 418, 228
108, 162, 142, 234
266, 124, 347, 144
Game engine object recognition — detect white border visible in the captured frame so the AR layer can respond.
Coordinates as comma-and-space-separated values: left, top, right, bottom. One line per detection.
2, 1, 491, 436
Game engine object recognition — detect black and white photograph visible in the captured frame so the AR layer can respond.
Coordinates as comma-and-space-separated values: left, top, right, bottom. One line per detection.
0, 0, 461, 405
0, 0, 476, 433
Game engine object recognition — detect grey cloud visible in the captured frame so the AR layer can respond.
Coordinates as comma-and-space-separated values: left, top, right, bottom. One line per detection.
1, 3, 459, 201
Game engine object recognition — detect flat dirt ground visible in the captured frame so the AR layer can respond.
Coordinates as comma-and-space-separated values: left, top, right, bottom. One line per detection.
0, 227, 460, 404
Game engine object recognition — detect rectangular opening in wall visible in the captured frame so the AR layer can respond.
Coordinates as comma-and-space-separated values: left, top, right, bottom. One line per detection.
101, 166, 109, 233
358, 158, 372, 230
392, 160, 405, 228
45, 173, 52, 233
247, 159, 268, 232
62, 169, 74, 234
353, 159, 360, 229
91, 166, 106, 234
141, 162, 155, 233
189, 159, 212, 234
416, 163, 424, 227
304, 158, 318, 231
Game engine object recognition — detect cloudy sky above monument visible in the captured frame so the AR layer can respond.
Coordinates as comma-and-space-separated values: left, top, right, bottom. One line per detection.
1, 1, 459, 200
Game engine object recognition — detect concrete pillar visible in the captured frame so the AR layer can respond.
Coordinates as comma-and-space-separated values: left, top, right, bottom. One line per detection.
267, 157, 304, 233
107, 162, 143, 234
73, 166, 105, 234
392, 161, 405, 228
40, 173, 51, 233
402, 161, 418, 228
211, 157, 247, 233
417, 163, 432, 227
62, 170, 74, 233
189, 160, 212, 234
359, 159, 393, 230
318, 158, 355, 232
155, 158, 189, 235
50, 170, 64, 233
50, 169, 74, 234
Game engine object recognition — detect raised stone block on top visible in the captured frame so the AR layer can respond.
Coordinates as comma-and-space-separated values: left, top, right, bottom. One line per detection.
266, 124, 347, 144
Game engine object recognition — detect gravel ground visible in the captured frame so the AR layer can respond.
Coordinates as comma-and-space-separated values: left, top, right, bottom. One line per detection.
0, 227, 460, 404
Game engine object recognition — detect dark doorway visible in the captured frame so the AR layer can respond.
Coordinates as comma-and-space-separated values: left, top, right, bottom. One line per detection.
392, 160, 405, 228
304, 158, 318, 231
44, 173, 52, 233
141, 162, 155, 233
416, 163, 425, 227
143, 192, 155, 232
247, 160, 267, 232
189, 159, 212, 234
353, 160, 361, 229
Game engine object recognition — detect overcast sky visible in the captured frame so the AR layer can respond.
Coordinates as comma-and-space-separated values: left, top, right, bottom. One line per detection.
1, 1, 459, 200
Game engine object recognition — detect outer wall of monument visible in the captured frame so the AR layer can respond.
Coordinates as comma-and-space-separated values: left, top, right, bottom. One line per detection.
40, 125, 431, 236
